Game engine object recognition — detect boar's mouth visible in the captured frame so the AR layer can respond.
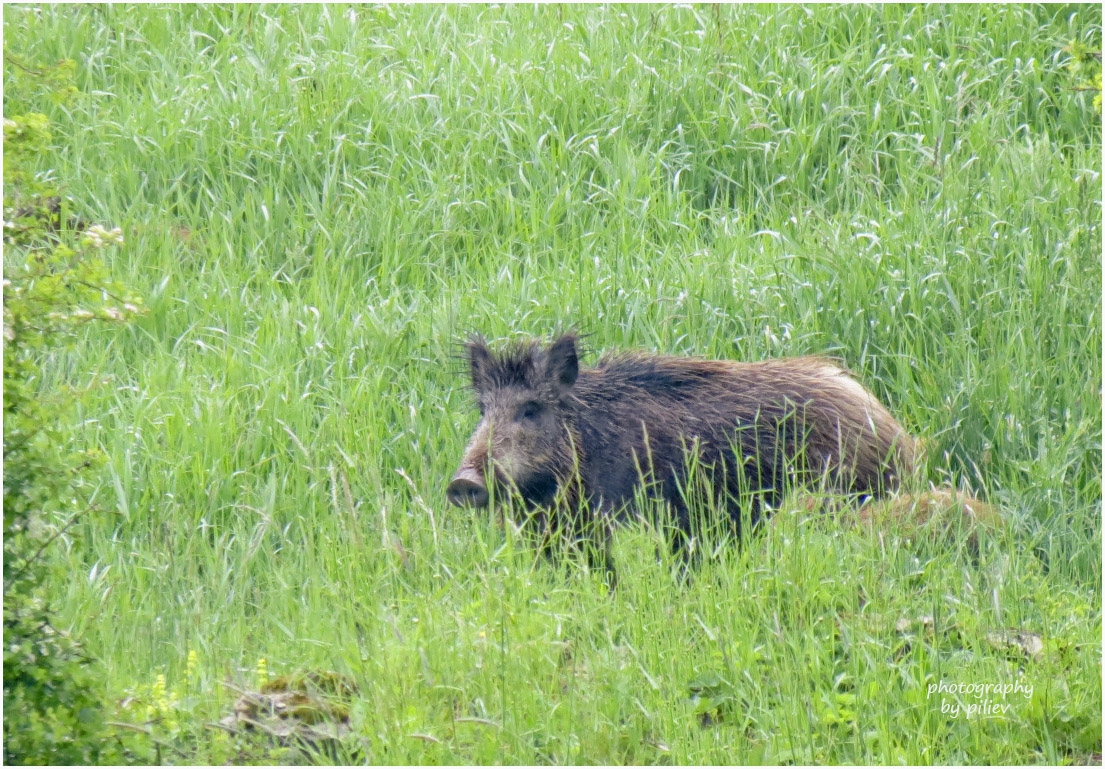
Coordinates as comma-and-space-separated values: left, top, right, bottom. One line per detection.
509, 470, 560, 508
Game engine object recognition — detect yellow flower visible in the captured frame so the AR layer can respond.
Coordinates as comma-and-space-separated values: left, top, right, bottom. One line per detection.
154, 673, 169, 713
186, 649, 198, 687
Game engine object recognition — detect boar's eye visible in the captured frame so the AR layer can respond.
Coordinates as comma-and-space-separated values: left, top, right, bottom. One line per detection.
516, 401, 542, 422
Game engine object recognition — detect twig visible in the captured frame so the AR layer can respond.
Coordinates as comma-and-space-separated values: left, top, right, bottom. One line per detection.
218, 679, 265, 702
4, 506, 94, 595
234, 716, 285, 738
105, 722, 181, 753
72, 279, 134, 307
4, 55, 43, 76
205, 720, 239, 735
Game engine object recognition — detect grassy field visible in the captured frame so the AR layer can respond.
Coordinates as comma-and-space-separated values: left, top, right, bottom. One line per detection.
4, 4, 1101, 764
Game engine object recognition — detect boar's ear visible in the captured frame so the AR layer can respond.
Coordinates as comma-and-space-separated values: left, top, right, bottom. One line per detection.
545, 333, 579, 393
466, 337, 493, 392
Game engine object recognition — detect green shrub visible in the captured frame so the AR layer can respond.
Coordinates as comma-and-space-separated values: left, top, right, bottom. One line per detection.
3, 101, 141, 764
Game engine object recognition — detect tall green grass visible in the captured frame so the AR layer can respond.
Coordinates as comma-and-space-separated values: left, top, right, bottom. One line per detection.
4, 4, 1100, 763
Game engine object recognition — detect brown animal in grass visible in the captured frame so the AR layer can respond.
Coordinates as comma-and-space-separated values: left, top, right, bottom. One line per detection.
446, 333, 993, 584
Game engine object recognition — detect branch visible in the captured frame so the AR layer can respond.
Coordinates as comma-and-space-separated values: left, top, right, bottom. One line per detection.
71, 279, 134, 307
4, 505, 96, 595
105, 722, 182, 754
4, 55, 43, 76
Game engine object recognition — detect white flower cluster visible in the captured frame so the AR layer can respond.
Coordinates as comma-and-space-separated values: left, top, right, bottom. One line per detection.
82, 224, 124, 249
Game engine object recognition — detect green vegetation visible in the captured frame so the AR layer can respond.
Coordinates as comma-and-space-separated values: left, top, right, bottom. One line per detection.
3, 101, 141, 762
3, 4, 1100, 764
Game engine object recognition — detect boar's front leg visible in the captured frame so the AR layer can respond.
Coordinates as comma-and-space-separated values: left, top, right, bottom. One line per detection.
537, 503, 617, 590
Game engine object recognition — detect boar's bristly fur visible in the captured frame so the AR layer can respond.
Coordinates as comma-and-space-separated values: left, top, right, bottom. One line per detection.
447, 333, 917, 585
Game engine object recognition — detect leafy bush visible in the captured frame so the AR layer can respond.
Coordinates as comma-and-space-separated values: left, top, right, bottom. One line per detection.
3, 100, 141, 763
1066, 33, 1102, 114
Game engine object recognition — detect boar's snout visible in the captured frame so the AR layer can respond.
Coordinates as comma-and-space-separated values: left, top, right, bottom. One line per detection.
447, 467, 489, 508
